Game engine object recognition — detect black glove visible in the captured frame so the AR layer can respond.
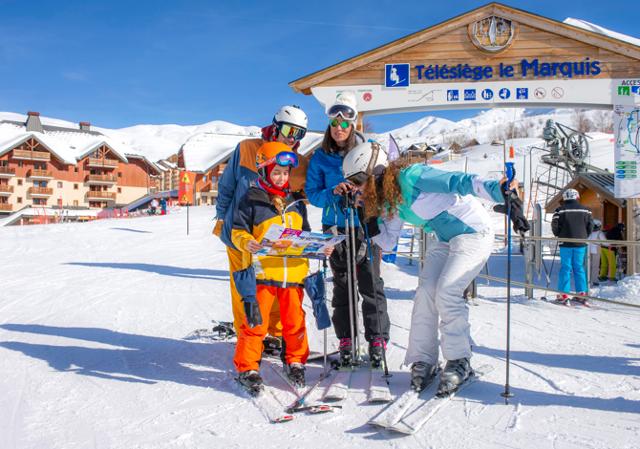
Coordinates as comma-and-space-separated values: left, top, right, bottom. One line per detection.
243, 297, 262, 328
494, 190, 530, 234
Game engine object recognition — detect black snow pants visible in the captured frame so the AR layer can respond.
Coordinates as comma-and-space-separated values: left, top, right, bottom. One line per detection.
324, 225, 390, 343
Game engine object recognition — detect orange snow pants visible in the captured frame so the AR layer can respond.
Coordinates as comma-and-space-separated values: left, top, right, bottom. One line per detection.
234, 285, 309, 372
227, 246, 282, 336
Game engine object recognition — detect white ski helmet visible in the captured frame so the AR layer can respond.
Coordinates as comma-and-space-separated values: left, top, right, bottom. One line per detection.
562, 188, 580, 201
273, 105, 308, 130
592, 218, 602, 231
342, 140, 388, 185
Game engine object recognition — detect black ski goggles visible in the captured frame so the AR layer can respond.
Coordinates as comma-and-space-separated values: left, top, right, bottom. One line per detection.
327, 104, 357, 121
346, 172, 369, 186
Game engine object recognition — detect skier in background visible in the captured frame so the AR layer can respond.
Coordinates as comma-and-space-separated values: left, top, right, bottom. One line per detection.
587, 219, 605, 286
342, 141, 527, 395
213, 105, 309, 354
551, 189, 593, 304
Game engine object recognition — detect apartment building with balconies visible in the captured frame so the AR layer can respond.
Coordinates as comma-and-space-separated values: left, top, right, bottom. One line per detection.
0, 112, 161, 214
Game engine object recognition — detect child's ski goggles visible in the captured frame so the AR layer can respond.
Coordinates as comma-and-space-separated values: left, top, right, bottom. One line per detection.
277, 122, 306, 141
329, 118, 352, 129
258, 151, 299, 169
327, 104, 357, 121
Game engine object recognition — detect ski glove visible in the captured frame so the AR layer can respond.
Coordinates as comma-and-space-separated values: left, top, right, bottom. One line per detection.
243, 297, 263, 328
494, 190, 530, 234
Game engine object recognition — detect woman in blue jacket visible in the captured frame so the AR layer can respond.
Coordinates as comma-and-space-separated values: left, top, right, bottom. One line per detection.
305, 92, 390, 367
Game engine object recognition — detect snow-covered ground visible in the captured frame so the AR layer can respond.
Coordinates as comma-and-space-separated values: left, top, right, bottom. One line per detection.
1, 207, 639, 449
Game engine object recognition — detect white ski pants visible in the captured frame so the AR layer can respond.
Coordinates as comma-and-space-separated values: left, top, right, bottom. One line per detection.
405, 230, 494, 366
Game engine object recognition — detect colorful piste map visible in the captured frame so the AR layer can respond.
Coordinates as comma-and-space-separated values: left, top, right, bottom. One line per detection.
614, 104, 640, 198
255, 224, 346, 257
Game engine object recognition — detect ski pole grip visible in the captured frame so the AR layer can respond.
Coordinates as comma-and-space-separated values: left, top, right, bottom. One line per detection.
504, 162, 515, 193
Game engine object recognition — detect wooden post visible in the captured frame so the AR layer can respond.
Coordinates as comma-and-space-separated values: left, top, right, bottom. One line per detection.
356, 113, 364, 133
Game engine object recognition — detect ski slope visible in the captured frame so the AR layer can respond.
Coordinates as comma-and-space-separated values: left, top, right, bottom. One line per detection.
1, 207, 638, 449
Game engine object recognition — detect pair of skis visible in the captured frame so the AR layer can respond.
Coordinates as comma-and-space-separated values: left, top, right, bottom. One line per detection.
368, 364, 493, 435
321, 358, 393, 404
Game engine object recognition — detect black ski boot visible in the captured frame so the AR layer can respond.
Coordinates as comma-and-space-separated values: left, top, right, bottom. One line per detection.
285, 363, 306, 387
437, 358, 472, 396
368, 337, 386, 369
410, 361, 438, 392
238, 370, 264, 396
337, 337, 353, 367
262, 335, 282, 357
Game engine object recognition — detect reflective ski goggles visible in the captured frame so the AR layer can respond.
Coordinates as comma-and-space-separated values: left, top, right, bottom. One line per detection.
276, 122, 306, 141
346, 172, 369, 186
329, 118, 352, 129
327, 104, 357, 121
258, 151, 299, 169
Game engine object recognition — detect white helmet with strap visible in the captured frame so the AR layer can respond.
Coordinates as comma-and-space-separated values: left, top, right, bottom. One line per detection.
342, 140, 388, 185
273, 105, 308, 129
562, 188, 579, 201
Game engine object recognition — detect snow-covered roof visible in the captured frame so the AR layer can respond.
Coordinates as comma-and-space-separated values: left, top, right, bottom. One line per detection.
564, 18, 640, 47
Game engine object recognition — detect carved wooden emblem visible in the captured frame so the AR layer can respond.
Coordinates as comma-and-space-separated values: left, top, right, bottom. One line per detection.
469, 16, 516, 53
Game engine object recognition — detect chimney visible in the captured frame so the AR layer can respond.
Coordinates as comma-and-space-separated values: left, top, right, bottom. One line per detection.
26, 111, 43, 133
79, 121, 91, 132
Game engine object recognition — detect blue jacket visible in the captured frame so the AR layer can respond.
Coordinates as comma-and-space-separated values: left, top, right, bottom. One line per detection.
305, 134, 366, 228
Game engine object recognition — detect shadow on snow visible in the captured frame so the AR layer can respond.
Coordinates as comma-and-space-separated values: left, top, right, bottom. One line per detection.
65, 262, 229, 280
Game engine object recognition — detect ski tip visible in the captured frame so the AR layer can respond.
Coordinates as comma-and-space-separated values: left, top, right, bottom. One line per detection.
271, 415, 294, 423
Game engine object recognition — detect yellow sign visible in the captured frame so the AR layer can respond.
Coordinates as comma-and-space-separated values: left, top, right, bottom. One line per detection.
182, 173, 191, 184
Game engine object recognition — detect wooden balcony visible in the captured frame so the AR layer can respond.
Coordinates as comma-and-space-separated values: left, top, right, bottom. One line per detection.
86, 190, 116, 201
28, 187, 53, 197
0, 203, 12, 212
87, 157, 118, 169
12, 149, 51, 161
0, 166, 16, 177
27, 169, 54, 180
0, 185, 14, 195
86, 174, 117, 185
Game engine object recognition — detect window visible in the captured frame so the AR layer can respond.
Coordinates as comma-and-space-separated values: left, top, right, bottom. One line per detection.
33, 198, 47, 205
17, 197, 22, 203
118, 172, 122, 178
57, 182, 63, 188
18, 161, 23, 167
17, 179, 23, 186
74, 167, 78, 173
73, 184, 78, 190
73, 200, 78, 207
117, 187, 122, 193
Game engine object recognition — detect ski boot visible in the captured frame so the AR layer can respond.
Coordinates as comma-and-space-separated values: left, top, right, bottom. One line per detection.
262, 335, 282, 357
410, 361, 438, 392
331, 337, 353, 368
437, 358, 472, 396
285, 363, 306, 388
554, 294, 571, 306
368, 337, 386, 369
572, 292, 590, 307
238, 370, 264, 396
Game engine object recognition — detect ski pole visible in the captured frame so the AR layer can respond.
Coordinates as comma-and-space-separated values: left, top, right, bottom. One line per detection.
363, 223, 390, 380
348, 197, 363, 361
501, 159, 516, 404
322, 258, 328, 374
343, 193, 358, 366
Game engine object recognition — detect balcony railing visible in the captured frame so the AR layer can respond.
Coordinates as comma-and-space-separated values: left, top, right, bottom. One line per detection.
27, 169, 53, 179
86, 174, 117, 184
0, 185, 14, 194
12, 149, 51, 161
0, 203, 12, 212
28, 187, 53, 196
86, 191, 116, 200
0, 166, 16, 177
87, 157, 119, 168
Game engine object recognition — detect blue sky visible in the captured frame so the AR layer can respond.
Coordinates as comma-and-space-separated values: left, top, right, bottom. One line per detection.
0, 0, 637, 133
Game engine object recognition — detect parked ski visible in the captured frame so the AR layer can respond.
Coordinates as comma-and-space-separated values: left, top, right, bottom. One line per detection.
368, 368, 392, 403
322, 368, 352, 401
237, 380, 294, 424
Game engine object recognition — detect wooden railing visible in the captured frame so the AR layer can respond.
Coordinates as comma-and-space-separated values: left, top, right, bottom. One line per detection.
27, 169, 53, 178
87, 157, 118, 168
86, 191, 116, 200
0, 185, 14, 193
12, 149, 51, 161
0, 166, 15, 176
87, 174, 117, 183
0, 203, 12, 211
28, 187, 53, 195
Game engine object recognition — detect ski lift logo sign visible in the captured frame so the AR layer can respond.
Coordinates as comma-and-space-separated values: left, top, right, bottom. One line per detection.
469, 16, 515, 53
385, 64, 410, 88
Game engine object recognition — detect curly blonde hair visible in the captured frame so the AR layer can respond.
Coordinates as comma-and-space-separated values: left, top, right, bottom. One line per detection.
363, 158, 417, 219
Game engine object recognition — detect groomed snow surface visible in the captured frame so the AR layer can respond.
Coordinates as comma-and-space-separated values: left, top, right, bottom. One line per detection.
1, 207, 639, 449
